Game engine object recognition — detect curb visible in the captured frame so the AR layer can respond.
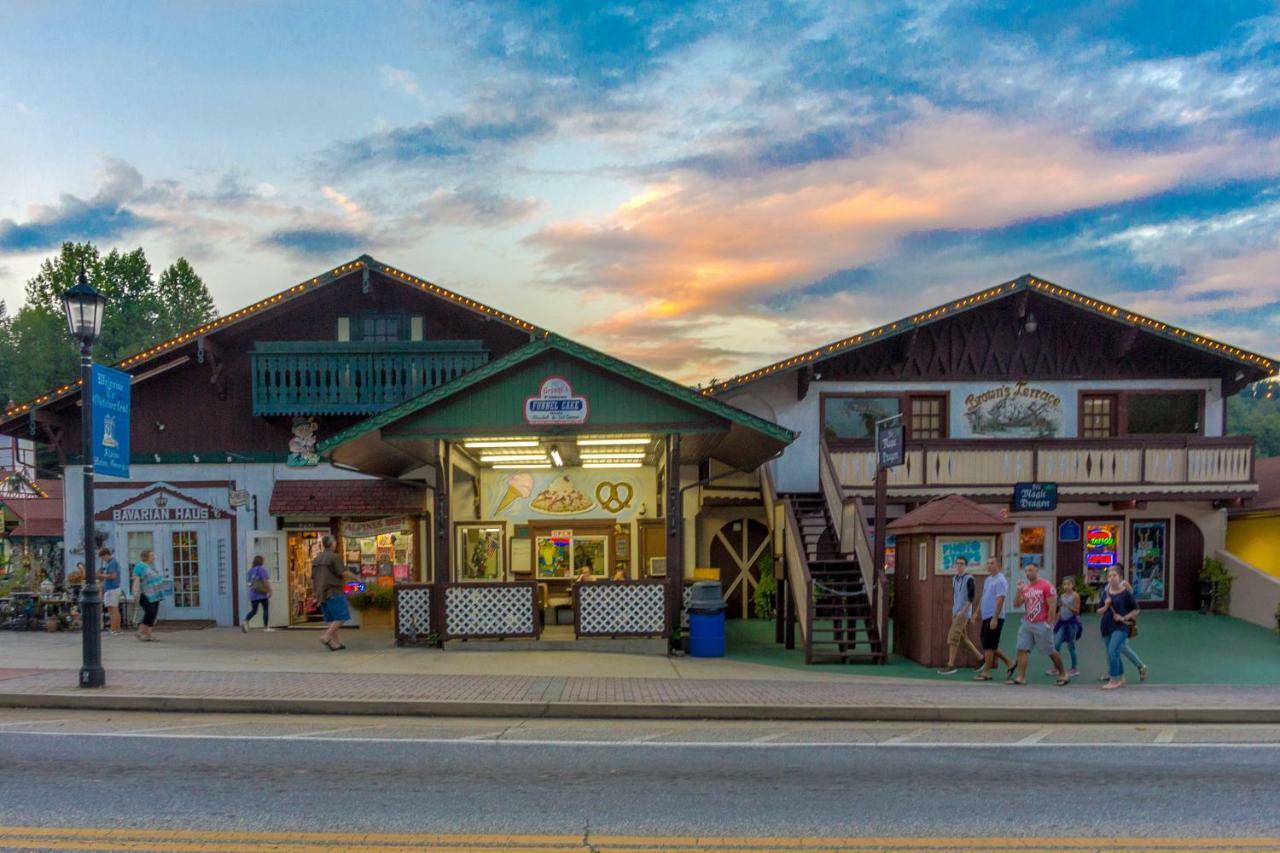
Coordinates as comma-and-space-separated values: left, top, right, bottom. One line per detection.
1, 691, 1276, 724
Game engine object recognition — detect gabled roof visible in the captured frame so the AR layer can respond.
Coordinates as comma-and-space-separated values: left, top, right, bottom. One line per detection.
320, 334, 796, 454
706, 274, 1277, 396
887, 495, 1014, 535
1, 255, 548, 427
269, 479, 425, 515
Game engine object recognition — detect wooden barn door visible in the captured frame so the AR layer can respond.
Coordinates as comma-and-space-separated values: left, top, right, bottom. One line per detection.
709, 518, 770, 619
1173, 515, 1204, 612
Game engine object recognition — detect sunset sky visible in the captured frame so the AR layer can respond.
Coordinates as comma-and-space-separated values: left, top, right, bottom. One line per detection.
2, 1, 1278, 382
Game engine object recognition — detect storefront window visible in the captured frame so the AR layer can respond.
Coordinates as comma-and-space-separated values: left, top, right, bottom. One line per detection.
823, 396, 901, 442
341, 517, 414, 586
1018, 525, 1046, 574
458, 526, 504, 580
535, 531, 610, 578
536, 533, 572, 577
1126, 393, 1200, 434
287, 530, 328, 625
1083, 522, 1120, 586
1130, 520, 1168, 602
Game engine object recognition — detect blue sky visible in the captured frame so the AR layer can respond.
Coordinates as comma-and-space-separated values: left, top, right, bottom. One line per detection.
1, 0, 1277, 381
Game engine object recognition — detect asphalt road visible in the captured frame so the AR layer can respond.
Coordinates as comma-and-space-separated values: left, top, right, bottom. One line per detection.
0, 711, 1278, 849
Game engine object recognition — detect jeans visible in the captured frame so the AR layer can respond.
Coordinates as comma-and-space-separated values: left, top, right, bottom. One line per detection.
244, 598, 270, 628
1105, 630, 1137, 678
1121, 639, 1145, 670
1054, 624, 1077, 669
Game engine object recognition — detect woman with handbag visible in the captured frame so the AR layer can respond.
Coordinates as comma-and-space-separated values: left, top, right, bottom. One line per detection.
1097, 566, 1143, 689
242, 555, 275, 632
130, 549, 168, 642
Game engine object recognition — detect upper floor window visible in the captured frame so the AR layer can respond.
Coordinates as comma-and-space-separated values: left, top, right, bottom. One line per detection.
822, 395, 901, 443
1081, 394, 1117, 438
1127, 392, 1200, 435
908, 395, 946, 440
336, 313, 425, 343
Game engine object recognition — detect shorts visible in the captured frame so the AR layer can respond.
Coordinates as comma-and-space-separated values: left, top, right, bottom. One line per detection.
946, 613, 971, 646
138, 594, 161, 628
980, 617, 1005, 651
102, 588, 122, 607
320, 594, 351, 624
1017, 620, 1055, 654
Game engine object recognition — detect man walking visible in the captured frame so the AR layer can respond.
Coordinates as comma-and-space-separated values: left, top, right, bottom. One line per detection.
938, 556, 981, 675
98, 547, 123, 635
313, 536, 356, 651
975, 557, 1012, 681
1010, 563, 1069, 686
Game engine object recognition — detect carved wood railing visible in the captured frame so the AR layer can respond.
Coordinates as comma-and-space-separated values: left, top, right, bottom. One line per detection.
820, 436, 883, 654
779, 492, 814, 662
829, 436, 1255, 492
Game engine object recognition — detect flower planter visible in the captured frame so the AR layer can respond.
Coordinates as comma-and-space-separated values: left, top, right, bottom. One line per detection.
356, 608, 394, 630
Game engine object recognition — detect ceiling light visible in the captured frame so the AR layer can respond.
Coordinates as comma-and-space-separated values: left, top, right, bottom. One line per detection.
492, 462, 552, 469
464, 439, 539, 448
576, 437, 650, 446
580, 451, 646, 459
582, 461, 643, 469
480, 453, 548, 463
550, 447, 564, 467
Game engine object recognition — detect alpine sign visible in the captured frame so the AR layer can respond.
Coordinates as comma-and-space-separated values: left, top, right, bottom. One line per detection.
524, 377, 588, 426
91, 365, 131, 479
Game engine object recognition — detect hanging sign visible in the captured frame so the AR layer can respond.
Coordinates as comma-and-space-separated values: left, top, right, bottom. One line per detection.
1012, 482, 1058, 512
875, 417, 904, 469
1058, 519, 1081, 542
91, 365, 131, 479
341, 516, 406, 538
525, 377, 588, 425
228, 489, 251, 508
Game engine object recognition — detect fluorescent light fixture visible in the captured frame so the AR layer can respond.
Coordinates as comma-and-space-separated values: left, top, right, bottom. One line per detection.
582, 461, 643, 469
577, 436, 650, 446
480, 454, 548, 463
550, 447, 564, 467
463, 439, 539, 448
580, 451, 646, 459
492, 462, 552, 469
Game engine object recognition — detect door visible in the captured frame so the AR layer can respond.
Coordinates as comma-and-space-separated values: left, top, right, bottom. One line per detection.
709, 518, 770, 619
1129, 519, 1170, 609
1003, 519, 1054, 612
162, 527, 213, 620
1173, 515, 1203, 611
252, 531, 288, 627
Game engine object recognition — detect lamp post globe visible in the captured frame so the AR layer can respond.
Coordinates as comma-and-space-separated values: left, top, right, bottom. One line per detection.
63, 268, 107, 688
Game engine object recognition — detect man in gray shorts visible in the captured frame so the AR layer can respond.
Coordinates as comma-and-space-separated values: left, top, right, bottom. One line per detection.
1010, 563, 1069, 686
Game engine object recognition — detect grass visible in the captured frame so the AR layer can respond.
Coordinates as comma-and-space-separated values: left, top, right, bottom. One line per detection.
725, 611, 1280, 685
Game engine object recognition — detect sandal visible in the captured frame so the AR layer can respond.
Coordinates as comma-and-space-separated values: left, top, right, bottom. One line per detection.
1006, 678, 1026, 686
325, 642, 347, 651
973, 673, 992, 681
1139, 666, 1148, 682
1055, 677, 1070, 687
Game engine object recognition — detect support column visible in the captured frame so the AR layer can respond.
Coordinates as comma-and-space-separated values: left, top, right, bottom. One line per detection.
432, 441, 450, 642
665, 434, 683, 634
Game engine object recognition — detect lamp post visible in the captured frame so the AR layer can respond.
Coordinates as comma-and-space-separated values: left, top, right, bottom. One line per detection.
63, 269, 107, 688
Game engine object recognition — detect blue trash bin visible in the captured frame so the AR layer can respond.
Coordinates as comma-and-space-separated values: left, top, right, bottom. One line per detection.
687, 580, 726, 658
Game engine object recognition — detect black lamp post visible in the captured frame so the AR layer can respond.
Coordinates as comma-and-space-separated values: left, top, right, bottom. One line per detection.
63, 269, 107, 688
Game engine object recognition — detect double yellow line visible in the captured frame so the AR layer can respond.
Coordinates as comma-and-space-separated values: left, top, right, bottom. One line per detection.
0, 827, 1277, 852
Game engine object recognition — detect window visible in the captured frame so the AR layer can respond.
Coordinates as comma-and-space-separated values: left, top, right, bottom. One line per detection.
822, 396, 901, 442
360, 314, 402, 343
1081, 394, 1117, 438
1127, 392, 1200, 435
908, 395, 946, 439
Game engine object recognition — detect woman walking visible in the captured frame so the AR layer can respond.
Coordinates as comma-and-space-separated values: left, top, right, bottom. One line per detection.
242, 555, 275, 632
1098, 567, 1140, 689
130, 549, 166, 642
1047, 576, 1082, 678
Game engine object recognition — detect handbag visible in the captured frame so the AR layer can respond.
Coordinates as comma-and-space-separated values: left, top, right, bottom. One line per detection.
250, 579, 270, 595
1127, 622, 1139, 639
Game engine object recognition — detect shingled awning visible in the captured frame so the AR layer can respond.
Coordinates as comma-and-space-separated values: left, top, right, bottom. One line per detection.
887, 495, 1014, 535
268, 479, 425, 516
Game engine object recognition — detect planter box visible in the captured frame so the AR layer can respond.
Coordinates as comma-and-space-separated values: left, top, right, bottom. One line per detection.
356, 608, 394, 630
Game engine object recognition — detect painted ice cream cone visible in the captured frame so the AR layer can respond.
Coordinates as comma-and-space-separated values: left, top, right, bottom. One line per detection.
495, 472, 534, 513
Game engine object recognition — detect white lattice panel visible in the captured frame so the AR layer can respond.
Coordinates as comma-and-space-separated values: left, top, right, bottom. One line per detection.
395, 587, 431, 637
681, 584, 692, 630
577, 583, 666, 636
445, 585, 535, 637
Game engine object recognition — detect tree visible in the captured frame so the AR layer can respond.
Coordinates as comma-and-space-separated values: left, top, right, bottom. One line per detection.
0, 242, 218, 407
1229, 385, 1280, 458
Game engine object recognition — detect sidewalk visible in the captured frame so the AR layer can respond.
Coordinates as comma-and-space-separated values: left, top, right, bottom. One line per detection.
2, 628, 1278, 722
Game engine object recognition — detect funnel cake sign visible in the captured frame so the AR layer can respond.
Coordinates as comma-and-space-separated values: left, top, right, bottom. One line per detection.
962, 382, 1062, 438
525, 377, 588, 426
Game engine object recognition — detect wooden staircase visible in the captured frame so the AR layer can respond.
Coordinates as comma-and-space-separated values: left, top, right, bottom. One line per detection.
781, 492, 885, 663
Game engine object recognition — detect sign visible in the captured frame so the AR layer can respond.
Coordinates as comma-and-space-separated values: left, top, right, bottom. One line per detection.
91, 365, 131, 479
228, 489, 251, 508
113, 506, 213, 522
1083, 522, 1120, 584
1012, 482, 1058, 512
962, 381, 1062, 438
524, 377, 588, 425
1058, 519, 1081, 542
341, 516, 406, 538
875, 418, 905, 469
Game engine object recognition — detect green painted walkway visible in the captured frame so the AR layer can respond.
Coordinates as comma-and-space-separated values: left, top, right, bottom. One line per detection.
725, 612, 1280, 685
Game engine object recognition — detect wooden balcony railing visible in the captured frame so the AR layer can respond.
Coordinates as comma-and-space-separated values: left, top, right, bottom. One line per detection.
251, 340, 489, 416
828, 436, 1255, 495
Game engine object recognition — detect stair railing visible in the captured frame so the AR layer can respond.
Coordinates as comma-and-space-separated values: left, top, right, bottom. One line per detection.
777, 485, 814, 663
819, 436, 884, 656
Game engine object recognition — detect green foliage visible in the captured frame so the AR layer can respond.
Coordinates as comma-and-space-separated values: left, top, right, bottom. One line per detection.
347, 583, 395, 611
0, 242, 218, 406
752, 552, 776, 620
1199, 557, 1234, 615
1228, 389, 1280, 458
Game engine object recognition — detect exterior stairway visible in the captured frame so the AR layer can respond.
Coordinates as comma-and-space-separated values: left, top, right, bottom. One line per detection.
781, 492, 886, 663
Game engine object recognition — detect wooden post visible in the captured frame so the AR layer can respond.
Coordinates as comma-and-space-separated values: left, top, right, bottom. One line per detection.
665, 433, 683, 634
432, 440, 450, 642
775, 574, 786, 645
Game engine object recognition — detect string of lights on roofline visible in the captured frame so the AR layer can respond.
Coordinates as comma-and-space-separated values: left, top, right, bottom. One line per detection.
703, 276, 1277, 394
2, 258, 550, 419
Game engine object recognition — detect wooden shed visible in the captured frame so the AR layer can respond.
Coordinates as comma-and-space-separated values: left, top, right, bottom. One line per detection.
888, 496, 1014, 668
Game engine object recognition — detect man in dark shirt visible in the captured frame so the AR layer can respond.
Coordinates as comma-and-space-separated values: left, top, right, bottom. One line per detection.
312, 536, 356, 651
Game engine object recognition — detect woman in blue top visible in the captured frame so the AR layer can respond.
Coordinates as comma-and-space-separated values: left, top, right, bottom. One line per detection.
242, 555, 275, 632
129, 549, 162, 642
1097, 567, 1140, 689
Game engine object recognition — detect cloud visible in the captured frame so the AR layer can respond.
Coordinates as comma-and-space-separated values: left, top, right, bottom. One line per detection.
327, 111, 554, 169
263, 227, 367, 257
379, 65, 422, 98
0, 159, 150, 251
417, 187, 537, 226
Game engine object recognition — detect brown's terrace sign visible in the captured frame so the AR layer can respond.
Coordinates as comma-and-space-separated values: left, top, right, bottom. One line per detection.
963, 381, 1063, 438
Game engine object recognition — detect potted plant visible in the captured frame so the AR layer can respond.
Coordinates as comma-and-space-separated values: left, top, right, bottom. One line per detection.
1198, 558, 1234, 615
752, 553, 776, 620
348, 583, 396, 630
669, 625, 686, 655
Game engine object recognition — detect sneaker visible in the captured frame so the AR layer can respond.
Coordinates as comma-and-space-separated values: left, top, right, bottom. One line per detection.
1069, 668, 1080, 677
937, 667, 958, 675
241, 623, 249, 633
263, 628, 276, 633
1045, 667, 1060, 676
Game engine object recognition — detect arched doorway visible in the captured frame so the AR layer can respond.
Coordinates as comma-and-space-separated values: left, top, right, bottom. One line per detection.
709, 518, 770, 619
1173, 515, 1204, 611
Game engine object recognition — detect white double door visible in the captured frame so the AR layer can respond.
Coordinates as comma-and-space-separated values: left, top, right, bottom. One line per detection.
124, 523, 213, 621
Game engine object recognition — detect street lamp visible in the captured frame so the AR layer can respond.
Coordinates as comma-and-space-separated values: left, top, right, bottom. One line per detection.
63, 269, 107, 688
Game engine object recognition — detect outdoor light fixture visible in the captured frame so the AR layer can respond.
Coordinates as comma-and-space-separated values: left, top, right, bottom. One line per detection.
583, 461, 643, 469
550, 446, 564, 467
1023, 313, 1038, 334
492, 462, 551, 469
62, 268, 107, 342
581, 451, 646, 460
577, 436, 650, 446
464, 438, 539, 448
479, 453, 548, 463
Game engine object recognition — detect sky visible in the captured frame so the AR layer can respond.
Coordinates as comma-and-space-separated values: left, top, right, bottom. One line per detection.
1, 0, 1278, 384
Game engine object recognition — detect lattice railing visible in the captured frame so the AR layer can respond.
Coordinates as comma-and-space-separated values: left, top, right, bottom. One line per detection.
574, 580, 669, 638
443, 582, 539, 640
394, 584, 432, 645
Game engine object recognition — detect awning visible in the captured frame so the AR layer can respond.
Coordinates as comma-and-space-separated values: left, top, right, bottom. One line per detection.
268, 479, 426, 516
887, 495, 1014, 535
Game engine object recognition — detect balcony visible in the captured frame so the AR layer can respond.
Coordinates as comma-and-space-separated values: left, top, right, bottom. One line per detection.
828, 436, 1256, 501
251, 340, 489, 416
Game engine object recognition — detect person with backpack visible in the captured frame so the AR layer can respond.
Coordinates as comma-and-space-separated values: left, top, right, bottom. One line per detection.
938, 556, 982, 675
130, 549, 169, 642
242, 555, 275, 632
